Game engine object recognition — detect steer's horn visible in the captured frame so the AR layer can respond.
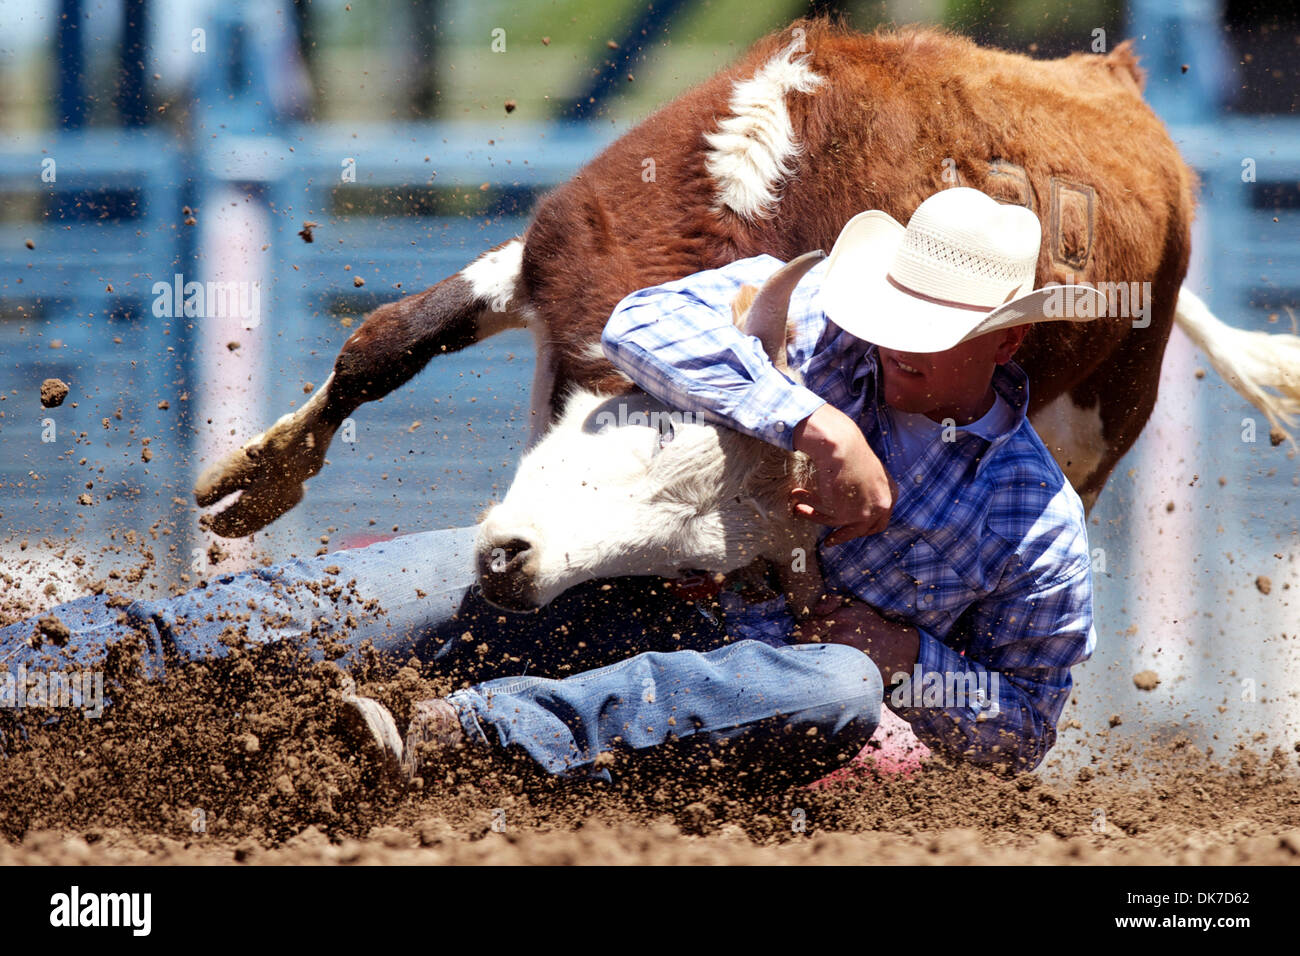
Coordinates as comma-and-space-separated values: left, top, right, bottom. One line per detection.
742, 249, 826, 369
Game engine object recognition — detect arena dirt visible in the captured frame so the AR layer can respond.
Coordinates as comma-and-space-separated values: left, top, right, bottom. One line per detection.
2, 596, 1299, 866
38, 378, 69, 410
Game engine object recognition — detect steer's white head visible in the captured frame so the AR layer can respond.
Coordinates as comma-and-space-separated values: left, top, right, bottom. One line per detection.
476, 250, 824, 611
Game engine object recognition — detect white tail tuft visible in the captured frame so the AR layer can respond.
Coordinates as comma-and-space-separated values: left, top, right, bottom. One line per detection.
1175, 287, 1300, 448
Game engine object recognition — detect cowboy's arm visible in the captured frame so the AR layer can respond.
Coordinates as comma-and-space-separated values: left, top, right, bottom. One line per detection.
604, 256, 896, 541
795, 601, 921, 680
890, 556, 1094, 772
600, 255, 826, 450
716, 591, 797, 646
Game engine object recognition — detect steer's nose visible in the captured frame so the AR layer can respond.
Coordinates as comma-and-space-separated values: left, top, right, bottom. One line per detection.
475, 522, 542, 612
492, 537, 532, 566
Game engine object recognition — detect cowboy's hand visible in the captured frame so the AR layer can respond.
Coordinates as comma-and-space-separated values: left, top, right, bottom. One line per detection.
791, 404, 895, 544
720, 557, 781, 603
794, 595, 920, 680
792, 593, 851, 644
795, 596, 891, 646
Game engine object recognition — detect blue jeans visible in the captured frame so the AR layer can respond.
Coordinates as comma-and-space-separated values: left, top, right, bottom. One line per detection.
0, 527, 881, 784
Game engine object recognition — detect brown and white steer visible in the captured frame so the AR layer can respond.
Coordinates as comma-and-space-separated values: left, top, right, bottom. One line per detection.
195, 19, 1300, 539
476, 251, 826, 613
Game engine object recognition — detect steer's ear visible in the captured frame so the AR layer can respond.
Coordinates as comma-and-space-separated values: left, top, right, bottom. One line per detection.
741, 249, 825, 370
730, 285, 759, 328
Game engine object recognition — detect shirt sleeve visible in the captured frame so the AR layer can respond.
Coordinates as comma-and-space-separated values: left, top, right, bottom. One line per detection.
888, 557, 1094, 772
717, 591, 795, 647
601, 255, 827, 451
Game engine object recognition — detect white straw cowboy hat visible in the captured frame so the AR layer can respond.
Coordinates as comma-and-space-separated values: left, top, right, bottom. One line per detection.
817, 186, 1108, 353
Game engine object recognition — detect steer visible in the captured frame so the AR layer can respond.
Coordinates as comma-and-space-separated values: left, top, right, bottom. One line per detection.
475, 251, 826, 613
194, 19, 1300, 537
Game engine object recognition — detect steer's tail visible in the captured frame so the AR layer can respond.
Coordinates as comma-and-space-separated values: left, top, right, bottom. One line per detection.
1174, 287, 1300, 447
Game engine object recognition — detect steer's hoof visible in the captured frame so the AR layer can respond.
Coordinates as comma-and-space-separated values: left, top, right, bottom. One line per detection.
196, 472, 306, 538
195, 427, 317, 536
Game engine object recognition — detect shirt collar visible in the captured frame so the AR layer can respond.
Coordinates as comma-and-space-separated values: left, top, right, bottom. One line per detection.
975, 360, 1032, 474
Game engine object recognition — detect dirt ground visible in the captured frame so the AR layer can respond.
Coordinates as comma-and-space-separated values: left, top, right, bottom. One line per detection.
2, 617, 1299, 866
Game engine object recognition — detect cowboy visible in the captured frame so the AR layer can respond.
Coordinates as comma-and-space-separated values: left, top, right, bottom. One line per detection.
1, 187, 1099, 787
588, 185, 1104, 774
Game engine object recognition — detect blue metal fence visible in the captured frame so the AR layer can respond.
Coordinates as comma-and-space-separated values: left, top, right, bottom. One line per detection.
0, 119, 616, 576
0, 128, 196, 583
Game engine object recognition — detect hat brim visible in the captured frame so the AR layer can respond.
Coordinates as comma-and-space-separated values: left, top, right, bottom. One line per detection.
817, 210, 1110, 353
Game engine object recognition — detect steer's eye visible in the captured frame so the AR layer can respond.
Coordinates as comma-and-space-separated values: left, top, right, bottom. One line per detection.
657, 420, 676, 450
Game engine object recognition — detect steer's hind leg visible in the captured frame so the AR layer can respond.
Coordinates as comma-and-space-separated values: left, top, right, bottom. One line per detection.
195, 238, 528, 537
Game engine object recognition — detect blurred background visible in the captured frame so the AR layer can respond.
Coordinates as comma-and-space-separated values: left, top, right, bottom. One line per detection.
0, 0, 1297, 775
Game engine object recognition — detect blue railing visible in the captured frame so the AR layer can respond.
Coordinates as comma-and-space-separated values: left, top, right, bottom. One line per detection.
0, 119, 617, 578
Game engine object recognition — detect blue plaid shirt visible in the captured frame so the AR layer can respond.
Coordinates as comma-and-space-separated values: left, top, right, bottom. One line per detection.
602, 254, 1094, 771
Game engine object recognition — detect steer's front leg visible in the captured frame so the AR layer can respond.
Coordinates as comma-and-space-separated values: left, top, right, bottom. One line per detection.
194, 242, 522, 537
193, 372, 349, 537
